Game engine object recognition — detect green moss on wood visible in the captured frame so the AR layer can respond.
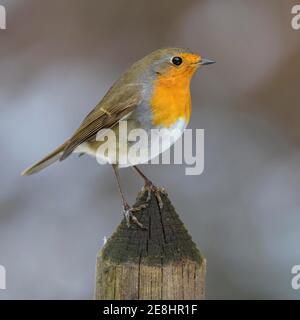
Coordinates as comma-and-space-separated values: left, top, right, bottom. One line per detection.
100, 190, 203, 266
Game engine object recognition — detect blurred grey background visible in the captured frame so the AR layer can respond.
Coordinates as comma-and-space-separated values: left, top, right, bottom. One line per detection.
0, 0, 300, 299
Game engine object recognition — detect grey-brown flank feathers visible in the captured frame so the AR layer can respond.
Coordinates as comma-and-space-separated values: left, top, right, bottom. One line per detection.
21, 48, 187, 176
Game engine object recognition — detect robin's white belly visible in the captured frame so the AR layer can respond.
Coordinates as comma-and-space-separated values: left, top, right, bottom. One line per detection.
75, 118, 187, 167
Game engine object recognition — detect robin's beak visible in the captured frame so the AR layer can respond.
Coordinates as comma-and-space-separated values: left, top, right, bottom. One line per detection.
200, 58, 216, 66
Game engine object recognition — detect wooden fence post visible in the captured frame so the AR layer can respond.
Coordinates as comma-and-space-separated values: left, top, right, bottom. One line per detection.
95, 190, 206, 300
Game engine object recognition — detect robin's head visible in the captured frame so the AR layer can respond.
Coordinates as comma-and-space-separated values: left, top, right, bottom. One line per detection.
142, 47, 215, 81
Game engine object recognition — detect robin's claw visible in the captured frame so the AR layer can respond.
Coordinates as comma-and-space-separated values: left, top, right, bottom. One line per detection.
123, 208, 130, 227
122, 203, 147, 229
142, 182, 167, 209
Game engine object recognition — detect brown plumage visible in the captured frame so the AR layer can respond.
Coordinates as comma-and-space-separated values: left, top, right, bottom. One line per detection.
22, 47, 214, 176
22, 75, 143, 175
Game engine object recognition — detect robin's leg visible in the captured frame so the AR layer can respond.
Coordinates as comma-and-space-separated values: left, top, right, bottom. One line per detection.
132, 166, 166, 209
112, 165, 146, 229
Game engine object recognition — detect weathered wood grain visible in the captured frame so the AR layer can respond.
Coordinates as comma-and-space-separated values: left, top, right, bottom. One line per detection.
95, 190, 206, 300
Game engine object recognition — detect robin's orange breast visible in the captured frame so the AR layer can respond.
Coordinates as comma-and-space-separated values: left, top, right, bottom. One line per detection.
150, 72, 193, 128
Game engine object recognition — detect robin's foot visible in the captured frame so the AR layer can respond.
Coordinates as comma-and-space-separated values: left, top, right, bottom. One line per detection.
142, 181, 167, 209
123, 202, 147, 229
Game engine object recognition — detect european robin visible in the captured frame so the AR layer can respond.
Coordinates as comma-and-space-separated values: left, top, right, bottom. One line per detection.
22, 47, 215, 227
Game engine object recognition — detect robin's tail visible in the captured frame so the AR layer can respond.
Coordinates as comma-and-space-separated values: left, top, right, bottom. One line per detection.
21, 142, 68, 176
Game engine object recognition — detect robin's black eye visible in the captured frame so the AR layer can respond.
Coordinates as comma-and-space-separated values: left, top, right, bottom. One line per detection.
172, 56, 182, 66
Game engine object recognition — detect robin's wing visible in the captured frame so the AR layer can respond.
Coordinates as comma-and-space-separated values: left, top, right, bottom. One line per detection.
60, 83, 142, 160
